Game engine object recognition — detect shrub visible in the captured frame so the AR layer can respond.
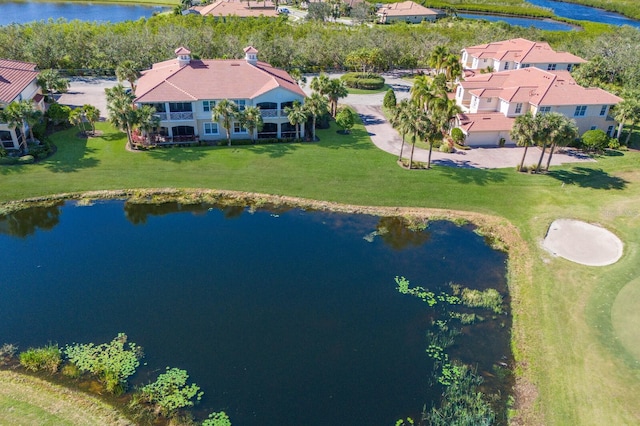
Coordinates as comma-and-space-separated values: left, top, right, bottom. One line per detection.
383, 89, 397, 109
140, 367, 203, 418
608, 138, 621, 150
450, 128, 465, 145
19, 344, 62, 373
581, 129, 609, 152
340, 72, 385, 90
336, 107, 355, 134
64, 333, 143, 395
439, 143, 452, 153
61, 363, 81, 378
18, 155, 35, 164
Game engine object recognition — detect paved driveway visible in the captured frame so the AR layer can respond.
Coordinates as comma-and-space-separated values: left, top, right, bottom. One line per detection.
58, 77, 122, 119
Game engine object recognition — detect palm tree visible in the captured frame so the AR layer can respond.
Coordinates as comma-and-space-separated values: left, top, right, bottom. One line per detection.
613, 97, 640, 144
105, 84, 136, 145
82, 104, 100, 135
285, 100, 308, 141
239, 106, 263, 143
69, 108, 86, 135
21, 100, 42, 143
326, 78, 348, 117
390, 99, 412, 162
511, 112, 537, 172
310, 73, 330, 96
115, 60, 140, 93
1, 101, 29, 152
442, 53, 462, 88
545, 116, 578, 171
534, 112, 555, 173
428, 45, 449, 75
212, 99, 239, 146
136, 105, 160, 144
404, 103, 427, 169
410, 74, 434, 111
303, 92, 328, 141
36, 69, 69, 104
424, 109, 443, 169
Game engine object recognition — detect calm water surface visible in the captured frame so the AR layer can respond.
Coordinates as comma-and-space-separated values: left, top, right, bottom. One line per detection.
0, 0, 166, 25
0, 201, 511, 425
526, 0, 640, 28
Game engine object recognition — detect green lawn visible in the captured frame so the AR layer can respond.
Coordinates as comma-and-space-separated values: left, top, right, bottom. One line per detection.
346, 84, 391, 95
2, 120, 640, 425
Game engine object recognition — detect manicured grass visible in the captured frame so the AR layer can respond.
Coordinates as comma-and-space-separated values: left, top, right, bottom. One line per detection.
0, 370, 132, 425
346, 84, 391, 95
2, 120, 640, 425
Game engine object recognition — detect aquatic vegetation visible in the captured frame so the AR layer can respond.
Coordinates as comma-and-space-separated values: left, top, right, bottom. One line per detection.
19, 344, 61, 374
139, 367, 203, 418
203, 411, 233, 426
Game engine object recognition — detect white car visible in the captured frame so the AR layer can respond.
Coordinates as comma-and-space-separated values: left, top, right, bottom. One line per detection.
277, 7, 290, 14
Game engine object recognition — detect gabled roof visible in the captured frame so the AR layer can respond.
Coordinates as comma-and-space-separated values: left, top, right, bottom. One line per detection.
198, 0, 278, 17
0, 59, 39, 104
459, 67, 621, 107
463, 38, 586, 65
134, 53, 305, 103
377, 1, 439, 17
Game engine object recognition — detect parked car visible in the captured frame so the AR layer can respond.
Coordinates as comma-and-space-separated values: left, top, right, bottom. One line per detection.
277, 7, 290, 14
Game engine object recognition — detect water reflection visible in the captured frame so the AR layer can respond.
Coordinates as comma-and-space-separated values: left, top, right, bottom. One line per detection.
376, 216, 431, 250
0, 202, 62, 238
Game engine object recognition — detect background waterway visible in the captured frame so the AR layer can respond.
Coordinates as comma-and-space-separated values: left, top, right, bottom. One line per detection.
0, 0, 167, 25
459, 12, 574, 31
526, 0, 640, 28
0, 200, 511, 425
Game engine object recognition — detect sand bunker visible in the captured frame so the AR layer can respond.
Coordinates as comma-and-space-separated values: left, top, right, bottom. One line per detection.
542, 219, 623, 266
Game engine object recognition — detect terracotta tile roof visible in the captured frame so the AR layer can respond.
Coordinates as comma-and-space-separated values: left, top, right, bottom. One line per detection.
0, 59, 39, 104
377, 1, 439, 17
463, 38, 586, 65
458, 112, 515, 133
198, 0, 278, 17
460, 67, 621, 107
135, 54, 305, 103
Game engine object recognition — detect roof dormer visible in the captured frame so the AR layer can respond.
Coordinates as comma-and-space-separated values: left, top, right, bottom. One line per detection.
243, 46, 258, 66
175, 46, 191, 67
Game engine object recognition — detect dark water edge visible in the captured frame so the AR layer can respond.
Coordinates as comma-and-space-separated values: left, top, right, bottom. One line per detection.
459, 12, 575, 31
0, 200, 512, 425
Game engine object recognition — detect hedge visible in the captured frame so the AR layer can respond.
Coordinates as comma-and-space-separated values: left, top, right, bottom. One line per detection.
340, 72, 386, 90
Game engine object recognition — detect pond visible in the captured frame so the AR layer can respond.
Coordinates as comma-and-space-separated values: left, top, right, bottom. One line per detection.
459, 12, 575, 31
0, 0, 167, 25
0, 200, 511, 425
526, 0, 640, 28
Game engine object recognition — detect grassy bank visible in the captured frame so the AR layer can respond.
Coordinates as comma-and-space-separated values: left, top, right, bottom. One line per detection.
0, 370, 132, 425
2, 120, 640, 425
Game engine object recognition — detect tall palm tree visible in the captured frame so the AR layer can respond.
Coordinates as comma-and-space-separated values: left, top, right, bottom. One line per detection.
428, 45, 449, 75
442, 53, 462, 88
212, 99, 239, 146
614, 97, 640, 144
304, 92, 328, 141
310, 73, 331, 96
36, 69, 69, 104
404, 103, 427, 170
390, 99, 412, 162
326, 78, 348, 117
545, 116, 578, 171
534, 112, 556, 173
21, 100, 41, 143
239, 106, 263, 143
511, 112, 537, 172
285, 100, 308, 141
410, 74, 434, 111
82, 104, 100, 135
105, 84, 136, 144
424, 109, 443, 169
115, 60, 140, 93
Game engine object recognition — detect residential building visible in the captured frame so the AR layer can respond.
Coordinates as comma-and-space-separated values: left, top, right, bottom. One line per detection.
376, 1, 442, 24
0, 60, 43, 151
454, 67, 622, 146
461, 38, 586, 73
134, 47, 306, 143
194, 0, 279, 18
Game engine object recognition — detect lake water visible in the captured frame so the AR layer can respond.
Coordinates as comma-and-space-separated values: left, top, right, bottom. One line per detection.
0, 0, 167, 25
526, 0, 640, 28
0, 200, 511, 425
459, 13, 575, 31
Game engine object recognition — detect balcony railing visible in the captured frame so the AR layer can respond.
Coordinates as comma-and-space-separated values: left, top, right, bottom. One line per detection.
168, 111, 194, 121
154, 112, 168, 121
260, 109, 289, 118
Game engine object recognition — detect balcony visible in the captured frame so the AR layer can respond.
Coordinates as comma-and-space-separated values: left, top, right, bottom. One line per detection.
260, 109, 288, 118
154, 112, 167, 121
168, 111, 194, 121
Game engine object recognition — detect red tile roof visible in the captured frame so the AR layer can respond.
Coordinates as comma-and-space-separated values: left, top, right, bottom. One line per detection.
198, 0, 278, 18
134, 53, 305, 103
460, 67, 621, 107
463, 38, 586, 66
0, 60, 39, 104
458, 112, 515, 133
377, 1, 439, 17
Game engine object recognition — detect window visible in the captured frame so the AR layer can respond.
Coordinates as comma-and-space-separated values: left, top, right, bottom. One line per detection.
574, 105, 587, 117
233, 99, 246, 111
567, 64, 573, 72
169, 102, 192, 112
203, 122, 218, 135
203, 100, 216, 112
547, 64, 557, 71
515, 103, 523, 114
487, 97, 492, 103
233, 122, 247, 134
456, 87, 462, 97
504, 62, 510, 70
590, 126, 597, 131
522, 64, 530, 68
600, 105, 608, 116
539, 106, 551, 114
607, 125, 615, 137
